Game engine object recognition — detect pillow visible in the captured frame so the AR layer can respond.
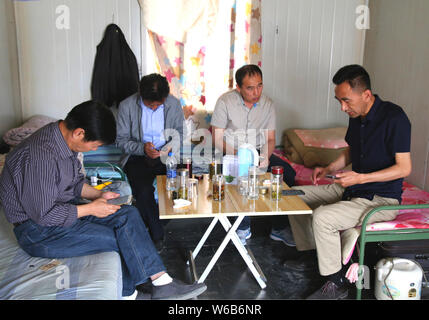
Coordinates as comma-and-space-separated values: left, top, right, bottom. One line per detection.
295, 128, 348, 149
283, 128, 348, 168
3, 115, 57, 146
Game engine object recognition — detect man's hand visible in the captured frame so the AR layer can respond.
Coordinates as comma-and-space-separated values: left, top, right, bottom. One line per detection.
312, 167, 330, 184
259, 156, 270, 170
78, 198, 120, 219
144, 142, 161, 159
334, 171, 363, 188
101, 191, 120, 200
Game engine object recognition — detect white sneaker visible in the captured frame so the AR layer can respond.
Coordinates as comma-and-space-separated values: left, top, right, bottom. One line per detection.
122, 290, 138, 300
236, 228, 251, 245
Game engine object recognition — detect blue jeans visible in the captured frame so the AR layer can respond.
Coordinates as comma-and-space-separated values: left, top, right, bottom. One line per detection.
13, 205, 165, 296
237, 154, 296, 231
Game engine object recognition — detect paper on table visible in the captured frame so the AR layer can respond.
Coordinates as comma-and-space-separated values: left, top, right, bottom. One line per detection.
173, 199, 192, 209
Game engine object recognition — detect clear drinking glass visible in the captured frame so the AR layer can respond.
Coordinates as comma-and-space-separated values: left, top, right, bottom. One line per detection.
247, 166, 259, 200
238, 176, 249, 196
187, 178, 198, 202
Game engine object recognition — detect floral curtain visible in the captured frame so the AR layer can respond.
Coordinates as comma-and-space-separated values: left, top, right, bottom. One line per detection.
139, 0, 262, 133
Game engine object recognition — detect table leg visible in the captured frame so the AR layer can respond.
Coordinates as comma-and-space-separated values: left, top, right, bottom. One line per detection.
189, 217, 219, 263
197, 216, 244, 285
197, 216, 267, 289
218, 216, 267, 288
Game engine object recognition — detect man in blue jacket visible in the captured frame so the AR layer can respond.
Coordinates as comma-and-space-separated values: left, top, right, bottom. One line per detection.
116, 74, 185, 251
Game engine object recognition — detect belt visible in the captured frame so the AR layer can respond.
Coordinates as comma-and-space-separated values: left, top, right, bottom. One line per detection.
13, 220, 27, 227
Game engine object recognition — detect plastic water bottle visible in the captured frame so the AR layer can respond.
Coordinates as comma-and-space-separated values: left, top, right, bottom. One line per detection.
166, 152, 177, 191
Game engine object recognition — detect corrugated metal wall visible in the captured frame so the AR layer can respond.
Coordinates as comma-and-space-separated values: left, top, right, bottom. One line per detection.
364, 0, 429, 191
261, 0, 367, 144
0, 0, 21, 136
14, 0, 141, 120
13, 0, 366, 143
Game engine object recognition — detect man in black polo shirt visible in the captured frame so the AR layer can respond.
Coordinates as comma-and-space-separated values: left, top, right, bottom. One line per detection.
285, 65, 412, 299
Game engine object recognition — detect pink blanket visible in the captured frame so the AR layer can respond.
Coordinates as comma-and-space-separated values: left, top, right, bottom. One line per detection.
273, 150, 332, 186
294, 128, 348, 149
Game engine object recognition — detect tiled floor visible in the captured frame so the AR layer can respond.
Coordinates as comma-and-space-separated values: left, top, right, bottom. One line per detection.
135, 215, 429, 300
137, 216, 347, 300
161, 217, 325, 300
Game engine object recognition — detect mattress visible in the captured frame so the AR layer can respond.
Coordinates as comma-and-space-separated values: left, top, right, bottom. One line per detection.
0, 206, 123, 300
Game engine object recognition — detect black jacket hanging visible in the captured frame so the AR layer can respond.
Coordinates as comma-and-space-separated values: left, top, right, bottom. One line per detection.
91, 24, 140, 108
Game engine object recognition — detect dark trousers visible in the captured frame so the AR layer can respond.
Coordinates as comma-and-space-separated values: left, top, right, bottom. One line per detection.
124, 155, 167, 242
238, 153, 297, 231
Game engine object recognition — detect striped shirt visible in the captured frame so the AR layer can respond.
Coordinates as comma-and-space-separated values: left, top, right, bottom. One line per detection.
0, 122, 85, 227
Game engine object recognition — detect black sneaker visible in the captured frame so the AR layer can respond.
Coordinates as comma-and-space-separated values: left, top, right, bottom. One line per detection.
151, 279, 207, 300
306, 281, 349, 300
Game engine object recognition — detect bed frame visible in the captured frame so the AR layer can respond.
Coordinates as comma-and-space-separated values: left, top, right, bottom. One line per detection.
356, 204, 429, 300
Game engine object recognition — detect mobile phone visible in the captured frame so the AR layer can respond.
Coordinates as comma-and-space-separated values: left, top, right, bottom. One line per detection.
326, 174, 340, 179
107, 195, 132, 205
282, 189, 305, 196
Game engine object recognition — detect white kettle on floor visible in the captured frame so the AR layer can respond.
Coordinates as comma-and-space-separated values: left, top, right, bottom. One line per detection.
374, 258, 423, 300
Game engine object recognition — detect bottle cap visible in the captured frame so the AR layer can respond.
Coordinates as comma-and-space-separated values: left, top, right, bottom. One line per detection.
168, 152, 173, 156
271, 166, 284, 175
178, 169, 189, 176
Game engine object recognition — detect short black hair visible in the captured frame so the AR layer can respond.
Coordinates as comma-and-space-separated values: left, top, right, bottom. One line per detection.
139, 73, 170, 102
235, 64, 263, 87
64, 100, 116, 145
332, 64, 371, 92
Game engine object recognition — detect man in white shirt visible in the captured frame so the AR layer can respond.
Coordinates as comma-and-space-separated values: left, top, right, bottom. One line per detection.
210, 64, 296, 246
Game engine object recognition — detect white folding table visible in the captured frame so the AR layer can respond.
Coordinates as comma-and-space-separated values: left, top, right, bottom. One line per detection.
157, 174, 312, 289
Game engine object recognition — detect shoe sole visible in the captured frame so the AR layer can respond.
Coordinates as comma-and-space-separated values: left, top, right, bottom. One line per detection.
270, 234, 296, 247
306, 289, 349, 300
152, 284, 207, 300
338, 290, 349, 300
